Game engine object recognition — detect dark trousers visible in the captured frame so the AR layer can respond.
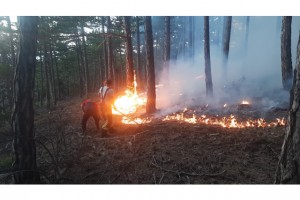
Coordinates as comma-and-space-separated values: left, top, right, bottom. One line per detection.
82, 102, 100, 132
82, 112, 99, 132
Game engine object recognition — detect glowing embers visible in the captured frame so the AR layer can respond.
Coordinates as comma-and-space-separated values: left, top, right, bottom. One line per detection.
121, 116, 152, 125
162, 112, 286, 128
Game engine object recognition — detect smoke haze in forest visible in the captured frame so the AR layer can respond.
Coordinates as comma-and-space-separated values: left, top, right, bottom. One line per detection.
155, 16, 300, 114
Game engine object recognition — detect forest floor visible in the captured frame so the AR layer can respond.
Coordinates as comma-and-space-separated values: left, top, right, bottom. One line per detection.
0, 95, 288, 184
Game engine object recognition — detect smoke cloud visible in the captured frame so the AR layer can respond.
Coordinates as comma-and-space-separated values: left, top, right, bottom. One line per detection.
155, 16, 299, 114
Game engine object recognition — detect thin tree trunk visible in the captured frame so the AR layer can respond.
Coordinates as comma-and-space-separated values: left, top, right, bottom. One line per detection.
136, 16, 142, 91
244, 16, 250, 57
124, 16, 135, 91
281, 16, 293, 91
101, 16, 108, 80
119, 50, 124, 88
107, 16, 114, 82
80, 19, 89, 96
11, 16, 40, 184
43, 42, 51, 109
189, 16, 194, 60
39, 49, 44, 106
204, 16, 213, 97
163, 16, 171, 86
222, 16, 232, 80
144, 16, 156, 114
75, 28, 84, 98
53, 50, 60, 100
275, 31, 300, 184
49, 40, 57, 105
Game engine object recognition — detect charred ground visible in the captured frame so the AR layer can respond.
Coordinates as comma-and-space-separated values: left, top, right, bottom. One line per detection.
0, 96, 287, 184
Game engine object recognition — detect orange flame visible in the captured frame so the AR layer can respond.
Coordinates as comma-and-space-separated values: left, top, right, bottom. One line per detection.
112, 74, 147, 115
162, 113, 286, 128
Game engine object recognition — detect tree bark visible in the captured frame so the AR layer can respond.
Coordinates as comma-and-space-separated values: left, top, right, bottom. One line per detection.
204, 16, 213, 97
11, 16, 40, 184
101, 16, 108, 80
80, 18, 89, 96
136, 16, 143, 91
281, 16, 293, 91
275, 31, 300, 184
222, 16, 232, 80
163, 16, 171, 86
189, 16, 194, 61
43, 41, 51, 109
244, 16, 250, 57
107, 16, 114, 82
123, 16, 135, 91
144, 16, 156, 114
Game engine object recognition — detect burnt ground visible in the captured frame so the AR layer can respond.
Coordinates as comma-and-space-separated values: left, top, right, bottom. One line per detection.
0, 96, 288, 184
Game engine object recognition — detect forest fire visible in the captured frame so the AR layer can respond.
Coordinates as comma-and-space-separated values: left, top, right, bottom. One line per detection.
162, 112, 286, 128
112, 75, 147, 116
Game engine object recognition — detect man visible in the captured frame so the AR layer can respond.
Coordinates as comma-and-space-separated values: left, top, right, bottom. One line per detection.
98, 79, 115, 131
81, 99, 100, 133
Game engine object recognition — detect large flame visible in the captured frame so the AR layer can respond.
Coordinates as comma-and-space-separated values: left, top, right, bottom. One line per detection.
112, 74, 147, 116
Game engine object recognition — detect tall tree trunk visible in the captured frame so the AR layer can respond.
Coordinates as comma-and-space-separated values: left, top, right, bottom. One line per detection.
163, 16, 171, 85
123, 16, 135, 91
144, 16, 156, 114
222, 16, 232, 80
53, 50, 60, 100
80, 19, 89, 96
136, 16, 143, 91
39, 50, 44, 106
244, 16, 250, 57
43, 42, 51, 109
275, 31, 300, 184
11, 16, 40, 184
204, 16, 213, 97
189, 16, 194, 61
101, 16, 108, 80
49, 40, 57, 105
118, 50, 124, 87
281, 16, 293, 91
75, 29, 84, 98
107, 16, 114, 82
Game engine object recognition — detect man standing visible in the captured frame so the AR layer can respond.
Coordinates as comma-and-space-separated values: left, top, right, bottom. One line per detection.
98, 79, 115, 132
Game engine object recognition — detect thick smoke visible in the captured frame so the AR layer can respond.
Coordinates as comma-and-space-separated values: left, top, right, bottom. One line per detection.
155, 16, 300, 114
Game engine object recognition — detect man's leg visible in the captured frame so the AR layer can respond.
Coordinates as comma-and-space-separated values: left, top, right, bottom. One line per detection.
82, 113, 90, 132
92, 114, 100, 130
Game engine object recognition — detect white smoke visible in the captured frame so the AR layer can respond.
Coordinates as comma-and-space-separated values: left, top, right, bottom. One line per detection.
155, 16, 299, 114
